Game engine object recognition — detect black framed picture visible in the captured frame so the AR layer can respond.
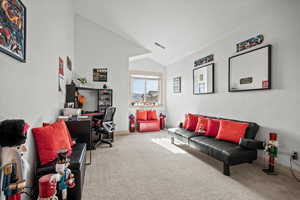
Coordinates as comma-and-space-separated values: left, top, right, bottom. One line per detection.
229, 45, 271, 92
173, 77, 181, 93
193, 63, 214, 95
93, 68, 108, 82
0, 0, 26, 62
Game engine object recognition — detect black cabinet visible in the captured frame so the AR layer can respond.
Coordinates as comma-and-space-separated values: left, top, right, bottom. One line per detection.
66, 120, 95, 150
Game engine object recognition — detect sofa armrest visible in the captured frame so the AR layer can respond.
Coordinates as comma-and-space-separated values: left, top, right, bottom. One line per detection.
239, 138, 265, 150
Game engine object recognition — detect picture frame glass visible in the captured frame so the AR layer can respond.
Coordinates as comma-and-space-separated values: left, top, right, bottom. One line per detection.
229, 45, 271, 91
193, 64, 214, 94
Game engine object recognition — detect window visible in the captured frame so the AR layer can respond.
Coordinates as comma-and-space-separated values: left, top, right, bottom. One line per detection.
130, 73, 162, 107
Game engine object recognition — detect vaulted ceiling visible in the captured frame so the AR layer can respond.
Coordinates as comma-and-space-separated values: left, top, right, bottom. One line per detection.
75, 0, 273, 65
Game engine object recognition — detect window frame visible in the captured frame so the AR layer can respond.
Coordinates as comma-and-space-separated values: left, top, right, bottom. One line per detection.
129, 71, 163, 107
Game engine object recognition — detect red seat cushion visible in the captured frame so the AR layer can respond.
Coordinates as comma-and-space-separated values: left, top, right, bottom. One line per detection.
216, 120, 249, 143
186, 114, 199, 131
147, 110, 158, 120
138, 120, 160, 132
205, 119, 220, 137
195, 117, 209, 133
136, 110, 148, 121
32, 121, 72, 165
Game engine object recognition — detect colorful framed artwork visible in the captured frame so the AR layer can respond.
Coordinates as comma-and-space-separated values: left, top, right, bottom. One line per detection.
229, 45, 271, 92
93, 68, 107, 82
193, 63, 214, 95
173, 77, 181, 93
194, 54, 214, 67
236, 34, 264, 52
0, 0, 26, 62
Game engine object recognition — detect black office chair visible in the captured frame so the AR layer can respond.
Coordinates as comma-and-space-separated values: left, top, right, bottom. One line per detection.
93, 107, 116, 148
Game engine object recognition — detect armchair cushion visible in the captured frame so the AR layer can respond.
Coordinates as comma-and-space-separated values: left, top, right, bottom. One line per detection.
136, 110, 148, 121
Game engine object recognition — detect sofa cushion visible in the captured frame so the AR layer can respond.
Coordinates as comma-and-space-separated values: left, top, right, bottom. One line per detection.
195, 117, 209, 133
138, 120, 160, 132
183, 114, 188, 129
43, 121, 75, 147
169, 128, 198, 139
36, 143, 87, 176
136, 110, 148, 121
216, 120, 249, 143
32, 121, 72, 165
186, 114, 198, 131
189, 136, 257, 164
205, 119, 220, 137
147, 110, 158, 120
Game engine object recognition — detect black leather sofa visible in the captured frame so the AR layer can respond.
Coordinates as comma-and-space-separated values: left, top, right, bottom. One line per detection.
35, 143, 87, 200
168, 115, 259, 176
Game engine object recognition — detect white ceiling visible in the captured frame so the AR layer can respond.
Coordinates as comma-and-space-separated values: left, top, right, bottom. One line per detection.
75, 0, 271, 65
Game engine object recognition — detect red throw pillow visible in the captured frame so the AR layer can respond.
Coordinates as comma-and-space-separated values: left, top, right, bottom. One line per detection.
147, 110, 158, 120
136, 110, 148, 121
186, 114, 199, 131
183, 114, 188, 129
195, 117, 209, 133
205, 119, 220, 137
32, 121, 72, 165
43, 121, 75, 147
216, 120, 249, 143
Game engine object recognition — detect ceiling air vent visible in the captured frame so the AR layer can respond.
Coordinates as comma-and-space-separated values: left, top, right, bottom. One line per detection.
154, 42, 166, 50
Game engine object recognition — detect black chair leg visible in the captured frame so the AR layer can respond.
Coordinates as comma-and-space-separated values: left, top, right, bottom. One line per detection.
223, 163, 230, 176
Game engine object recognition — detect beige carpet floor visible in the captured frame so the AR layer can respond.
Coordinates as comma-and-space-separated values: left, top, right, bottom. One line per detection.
83, 131, 300, 200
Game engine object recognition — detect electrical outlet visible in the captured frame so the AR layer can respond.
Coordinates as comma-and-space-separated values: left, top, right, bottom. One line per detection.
291, 151, 298, 160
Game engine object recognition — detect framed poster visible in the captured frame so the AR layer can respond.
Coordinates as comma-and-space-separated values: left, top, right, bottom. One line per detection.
229, 45, 271, 92
0, 0, 26, 62
173, 77, 181, 93
93, 68, 107, 82
193, 63, 214, 95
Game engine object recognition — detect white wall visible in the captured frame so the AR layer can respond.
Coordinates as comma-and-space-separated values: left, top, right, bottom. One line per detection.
0, 0, 74, 198
129, 58, 166, 115
166, 1, 300, 169
74, 15, 149, 131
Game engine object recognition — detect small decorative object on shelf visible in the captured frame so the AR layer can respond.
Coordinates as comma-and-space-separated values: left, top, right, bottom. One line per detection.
51, 149, 75, 200
38, 174, 59, 200
77, 78, 88, 86
129, 114, 135, 132
159, 113, 166, 130
103, 84, 108, 89
0, 119, 30, 200
263, 132, 278, 175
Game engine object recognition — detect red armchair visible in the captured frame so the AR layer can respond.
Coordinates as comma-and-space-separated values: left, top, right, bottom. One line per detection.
136, 110, 161, 132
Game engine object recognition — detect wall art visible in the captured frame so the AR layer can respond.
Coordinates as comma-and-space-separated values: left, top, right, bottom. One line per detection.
93, 68, 107, 82
194, 54, 214, 67
193, 63, 214, 95
0, 0, 26, 62
229, 45, 271, 92
58, 57, 64, 92
67, 56, 72, 71
173, 77, 181, 93
236, 34, 264, 52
